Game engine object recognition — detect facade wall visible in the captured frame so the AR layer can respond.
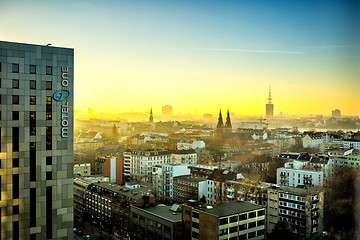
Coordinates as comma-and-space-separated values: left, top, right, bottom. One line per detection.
277, 168, 323, 187
0, 41, 74, 240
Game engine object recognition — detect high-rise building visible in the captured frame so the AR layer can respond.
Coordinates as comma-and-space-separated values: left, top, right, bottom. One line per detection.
332, 109, 341, 118
0, 41, 74, 239
266, 86, 274, 119
162, 105, 173, 116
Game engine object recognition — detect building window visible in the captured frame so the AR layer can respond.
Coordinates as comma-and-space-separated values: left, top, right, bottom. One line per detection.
13, 174, 19, 199
192, 212, 199, 219
46, 157, 52, 165
219, 228, 228, 236
30, 80, 36, 89
257, 219, 265, 226
239, 213, 247, 220
46, 171, 52, 180
219, 217, 228, 225
30, 65, 36, 74
249, 221, 256, 228
30, 142, 36, 181
239, 234, 247, 240
46, 66, 52, 75
12, 79, 19, 89
192, 222, 199, 229
257, 210, 265, 216
30, 188, 36, 227
13, 95, 19, 104
230, 215, 238, 223
30, 96, 36, 105
46, 127, 52, 150
12, 111, 19, 120
248, 231, 256, 238
249, 211, 256, 218
13, 205, 19, 214
46, 96, 52, 120
257, 229, 265, 236
13, 158, 19, 168
30, 111, 36, 135
46, 81, 52, 90
192, 231, 199, 239
13, 221, 19, 240
12, 64, 19, 73
229, 226, 238, 233
12, 127, 19, 152
239, 223, 247, 231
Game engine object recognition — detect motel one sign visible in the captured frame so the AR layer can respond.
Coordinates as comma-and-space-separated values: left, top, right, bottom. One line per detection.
53, 67, 72, 138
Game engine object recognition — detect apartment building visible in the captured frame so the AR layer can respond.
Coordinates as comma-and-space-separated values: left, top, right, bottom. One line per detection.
123, 150, 172, 182
152, 164, 190, 201
267, 185, 324, 239
172, 150, 197, 165
183, 201, 266, 240
0, 41, 74, 239
173, 175, 207, 203
74, 163, 91, 176
277, 168, 323, 187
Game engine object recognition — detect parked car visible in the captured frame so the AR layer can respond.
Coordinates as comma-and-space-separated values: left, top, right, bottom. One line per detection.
83, 235, 92, 240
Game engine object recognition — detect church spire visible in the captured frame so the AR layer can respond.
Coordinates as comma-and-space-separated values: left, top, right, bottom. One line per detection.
225, 109, 232, 130
217, 109, 224, 129
149, 107, 153, 123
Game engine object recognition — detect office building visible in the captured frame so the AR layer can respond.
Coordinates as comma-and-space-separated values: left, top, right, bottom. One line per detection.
267, 185, 324, 239
183, 201, 266, 240
130, 204, 184, 240
162, 105, 173, 116
331, 109, 341, 118
173, 175, 207, 203
0, 41, 74, 239
95, 156, 124, 184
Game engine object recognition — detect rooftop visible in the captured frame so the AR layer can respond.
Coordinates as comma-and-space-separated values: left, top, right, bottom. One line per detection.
173, 175, 207, 183
131, 204, 182, 222
191, 201, 264, 218
267, 185, 321, 195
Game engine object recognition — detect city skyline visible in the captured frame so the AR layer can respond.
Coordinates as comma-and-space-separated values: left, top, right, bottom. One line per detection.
1, 0, 359, 116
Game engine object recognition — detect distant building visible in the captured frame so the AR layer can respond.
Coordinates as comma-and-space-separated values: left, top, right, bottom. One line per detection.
302, 133, 326, 149
95, 156, 124, 184
172, 150, 197, 164
162, 105, 173, 116
124, 150, 172, 182
266, 86, 274, 119
152, 164, 190, 201
332, 109, 341, 118
74, 163, 91, 176
216, 109, 224, 133
183, 201, 266, 240
173, 175, 207, 203
130, 204, 184, 240
177, 139, 205, 150
277, 167, 324, 187
224, 110, 232, 132
346, 149, 360, 168
206, 169, 239, 205
267, 185, 324, 239
88, 107, 94, 115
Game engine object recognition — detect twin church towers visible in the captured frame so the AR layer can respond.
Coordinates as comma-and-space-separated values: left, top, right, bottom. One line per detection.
216, 109, 232, 133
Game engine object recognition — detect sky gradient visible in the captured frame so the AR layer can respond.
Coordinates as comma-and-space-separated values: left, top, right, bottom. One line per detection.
1, 0, 359, 116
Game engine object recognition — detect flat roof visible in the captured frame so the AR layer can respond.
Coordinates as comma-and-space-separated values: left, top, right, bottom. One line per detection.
173, 175, 207, 182
267, 185, 321, 195
131, 204, 182, 222
192, 201, 264, 218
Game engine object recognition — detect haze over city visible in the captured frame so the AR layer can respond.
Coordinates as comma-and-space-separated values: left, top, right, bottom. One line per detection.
1, 0, 359, 116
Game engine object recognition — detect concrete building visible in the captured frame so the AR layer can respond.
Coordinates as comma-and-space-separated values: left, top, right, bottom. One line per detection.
172, 150, 197, 164
183, 201, 266, 240
85, 181, 155, 238
0, 41, 74, 239
277, 167, 324, 187
162, 105, 173, 116
173, 175, 207, 203
74, 163, 91, 176
332, 109, 341, 118
152, 164, 190, 201
267, 186, 324, 239
95, 156, 124, 184
124, 150, 172, 182
302, 133, 325, 149
130, 204, 184, 240
347, 149, 360, 168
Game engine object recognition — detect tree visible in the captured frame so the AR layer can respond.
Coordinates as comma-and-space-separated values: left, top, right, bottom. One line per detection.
323, 166, 359, 239
267, 221, 296, 240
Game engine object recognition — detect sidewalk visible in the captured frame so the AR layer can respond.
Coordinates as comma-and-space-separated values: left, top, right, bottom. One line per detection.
74, 217, 122, 240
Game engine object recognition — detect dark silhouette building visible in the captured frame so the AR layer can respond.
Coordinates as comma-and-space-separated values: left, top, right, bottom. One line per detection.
149, 107, 154, 123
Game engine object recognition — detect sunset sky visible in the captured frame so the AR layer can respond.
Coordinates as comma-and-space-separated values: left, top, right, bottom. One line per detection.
1, 0, 359, 116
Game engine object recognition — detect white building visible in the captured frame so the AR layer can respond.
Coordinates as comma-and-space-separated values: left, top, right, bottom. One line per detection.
277, 167, 323, 187
152, 164, 190, 200
172, 150, 197, 165
74, 163, 91, 176
177, 139, 205, 150
123, 150, 172, 182
303, 133, 325, 149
